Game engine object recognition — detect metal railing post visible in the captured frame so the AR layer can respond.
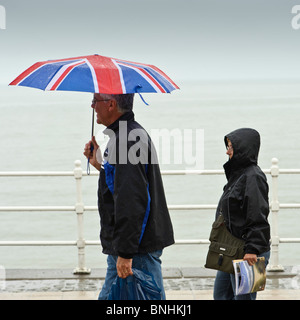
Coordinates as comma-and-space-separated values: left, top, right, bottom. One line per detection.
73, 160, 90, 274
268, 158, 284, 271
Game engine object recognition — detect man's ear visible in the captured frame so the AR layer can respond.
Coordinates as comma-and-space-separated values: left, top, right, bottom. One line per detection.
108, 98, 117, 112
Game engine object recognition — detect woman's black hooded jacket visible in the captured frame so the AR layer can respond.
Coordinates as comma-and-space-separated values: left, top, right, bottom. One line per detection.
216, 128, 270, 255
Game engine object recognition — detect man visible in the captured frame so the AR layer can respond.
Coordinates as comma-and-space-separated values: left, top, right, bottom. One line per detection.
83, 93, 174, 300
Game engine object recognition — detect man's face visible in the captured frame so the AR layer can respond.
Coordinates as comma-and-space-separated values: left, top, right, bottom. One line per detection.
91, 94, 111, 126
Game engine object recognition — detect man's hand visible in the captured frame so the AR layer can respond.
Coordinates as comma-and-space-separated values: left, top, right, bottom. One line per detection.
116, 257, 133, 279
83, 136, 101, 171
243, 253, 257, 266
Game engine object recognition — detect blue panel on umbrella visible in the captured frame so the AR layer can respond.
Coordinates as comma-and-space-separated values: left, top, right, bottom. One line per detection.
144, 67, 174, 93
118, 61, 174, 93
57, 64, 94, 92
119, 65, 157, 93
19, 63, 63, 90
19, 60, 82, 90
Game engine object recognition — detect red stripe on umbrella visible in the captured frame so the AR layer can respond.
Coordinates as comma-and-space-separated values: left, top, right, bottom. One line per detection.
86, 55, 123, 94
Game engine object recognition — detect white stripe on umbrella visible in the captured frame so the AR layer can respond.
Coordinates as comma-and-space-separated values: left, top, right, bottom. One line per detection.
84, 58, 100, 93
111, 59, 126, 94
45, 60, 86, 91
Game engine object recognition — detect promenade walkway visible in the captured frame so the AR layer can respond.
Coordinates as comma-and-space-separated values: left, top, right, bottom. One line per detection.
1, 266, 300, 300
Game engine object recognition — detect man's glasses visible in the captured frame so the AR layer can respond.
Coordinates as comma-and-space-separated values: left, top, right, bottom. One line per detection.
91, 98, 110, 105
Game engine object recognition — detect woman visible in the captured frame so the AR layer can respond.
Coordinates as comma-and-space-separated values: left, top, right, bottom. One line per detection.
213, 128, 271, 300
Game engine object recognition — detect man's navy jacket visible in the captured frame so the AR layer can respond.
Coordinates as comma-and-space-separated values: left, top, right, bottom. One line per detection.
97, 111, 174, 259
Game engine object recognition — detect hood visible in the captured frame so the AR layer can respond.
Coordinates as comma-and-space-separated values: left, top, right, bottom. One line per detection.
224, 128, 260, 176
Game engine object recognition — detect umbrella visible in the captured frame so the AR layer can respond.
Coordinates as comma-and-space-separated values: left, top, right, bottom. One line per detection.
9, 54, 179, 94
9, 54, 179, 172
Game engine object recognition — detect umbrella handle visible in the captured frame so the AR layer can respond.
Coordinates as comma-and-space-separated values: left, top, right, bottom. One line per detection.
87, 143, 94, 175
91, 108, 95, 137
87, 108, 95, 175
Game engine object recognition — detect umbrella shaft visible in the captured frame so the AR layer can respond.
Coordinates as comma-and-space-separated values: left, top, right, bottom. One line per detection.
91, 108, 95, 138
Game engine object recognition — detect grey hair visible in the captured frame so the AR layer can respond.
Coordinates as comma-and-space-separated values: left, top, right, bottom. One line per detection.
102, 93, 134, 113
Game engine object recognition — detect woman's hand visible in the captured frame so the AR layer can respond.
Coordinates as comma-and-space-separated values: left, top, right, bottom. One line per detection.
243, 253, 257, 266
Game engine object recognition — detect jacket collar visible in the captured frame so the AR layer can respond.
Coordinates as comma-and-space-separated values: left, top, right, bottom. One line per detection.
223, 159, 246, 181
103, 111, 135, 137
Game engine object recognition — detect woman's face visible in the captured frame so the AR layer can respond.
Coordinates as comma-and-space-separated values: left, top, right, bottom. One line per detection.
226, 139, 234, 159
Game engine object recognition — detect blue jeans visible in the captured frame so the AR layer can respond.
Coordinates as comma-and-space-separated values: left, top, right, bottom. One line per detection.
98, 250, 165, 300
213, 251, 271, 300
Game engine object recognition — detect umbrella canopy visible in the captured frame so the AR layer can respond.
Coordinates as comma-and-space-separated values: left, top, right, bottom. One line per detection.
9, 54, 179, 94
9, 54, 179, 174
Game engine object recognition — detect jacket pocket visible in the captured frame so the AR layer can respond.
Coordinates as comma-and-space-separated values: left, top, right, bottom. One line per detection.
208, 241, 240, 257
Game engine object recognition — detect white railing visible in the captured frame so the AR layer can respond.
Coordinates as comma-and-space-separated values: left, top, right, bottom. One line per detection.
0, 158, 299, 273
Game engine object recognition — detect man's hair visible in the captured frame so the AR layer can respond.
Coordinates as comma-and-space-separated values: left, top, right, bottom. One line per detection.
103, 93, 134, 113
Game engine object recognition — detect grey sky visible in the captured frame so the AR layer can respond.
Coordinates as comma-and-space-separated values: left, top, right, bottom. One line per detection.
1, 0, 300, 84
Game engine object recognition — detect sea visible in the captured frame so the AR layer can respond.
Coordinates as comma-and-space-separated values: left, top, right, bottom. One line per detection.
0, 79, 300, 270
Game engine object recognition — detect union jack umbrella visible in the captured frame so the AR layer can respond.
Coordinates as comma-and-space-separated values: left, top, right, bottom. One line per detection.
9, 54, 179, 174
9, 54, 179, 94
